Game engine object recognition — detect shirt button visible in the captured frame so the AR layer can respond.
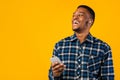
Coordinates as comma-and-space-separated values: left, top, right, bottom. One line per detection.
77, 58, 81, 64
76, 69, 81, 75
78, 65, 81, 68
77, 70, 81, 77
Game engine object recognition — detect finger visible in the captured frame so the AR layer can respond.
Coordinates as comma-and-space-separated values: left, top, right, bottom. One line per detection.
54, 66, 65, 73
51, 62, 60, 68
52, 63, 64, 71
53, 65, 65, 73
53, 67, 64, 73
52, 65, 66, 77
58, 68, 64, 72
53, 70, 61, 76
58, 65, 66, 72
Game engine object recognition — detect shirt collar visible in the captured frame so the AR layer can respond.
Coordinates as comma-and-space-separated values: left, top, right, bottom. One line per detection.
86, 33, 94, 43
70, 33, 78, 41
70, 33, 94, 43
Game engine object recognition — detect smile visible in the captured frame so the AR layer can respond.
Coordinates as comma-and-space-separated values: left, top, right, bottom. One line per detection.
73, 20, 79, 25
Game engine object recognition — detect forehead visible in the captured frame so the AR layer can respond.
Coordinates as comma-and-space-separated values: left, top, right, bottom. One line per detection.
74, 7, 90, 15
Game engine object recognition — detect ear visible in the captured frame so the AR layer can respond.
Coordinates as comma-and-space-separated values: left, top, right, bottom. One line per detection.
88, 19, 93, 26
89, 20, 92, 24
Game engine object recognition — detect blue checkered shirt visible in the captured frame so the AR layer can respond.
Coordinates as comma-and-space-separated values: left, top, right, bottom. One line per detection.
49, 33, 114, 80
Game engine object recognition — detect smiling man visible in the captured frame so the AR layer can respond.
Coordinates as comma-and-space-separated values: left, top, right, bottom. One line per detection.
49, 5, 114, 80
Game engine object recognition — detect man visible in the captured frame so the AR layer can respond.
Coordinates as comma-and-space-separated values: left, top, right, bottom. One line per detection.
49, 5, 114, 80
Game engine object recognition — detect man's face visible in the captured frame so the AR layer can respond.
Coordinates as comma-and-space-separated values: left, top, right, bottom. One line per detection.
72, 7, 92, 33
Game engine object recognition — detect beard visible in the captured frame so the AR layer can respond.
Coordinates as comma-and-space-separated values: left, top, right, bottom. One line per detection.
72, 28, 80, 32
72, 26, 82, 33
72, 26, 87, 33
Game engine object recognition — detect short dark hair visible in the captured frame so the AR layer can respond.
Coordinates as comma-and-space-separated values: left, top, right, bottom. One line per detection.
77, 5, 95, 22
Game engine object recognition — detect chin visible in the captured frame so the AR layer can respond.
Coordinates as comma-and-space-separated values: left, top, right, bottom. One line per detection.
72, 28, 79, 32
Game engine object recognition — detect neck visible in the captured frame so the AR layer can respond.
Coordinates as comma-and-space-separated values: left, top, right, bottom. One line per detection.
75, 32, 89, 43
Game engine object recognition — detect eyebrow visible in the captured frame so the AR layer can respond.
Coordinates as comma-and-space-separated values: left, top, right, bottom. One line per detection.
73, 12, 85, 15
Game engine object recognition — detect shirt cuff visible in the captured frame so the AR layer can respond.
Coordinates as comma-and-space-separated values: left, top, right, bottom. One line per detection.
54, 76, 61, 80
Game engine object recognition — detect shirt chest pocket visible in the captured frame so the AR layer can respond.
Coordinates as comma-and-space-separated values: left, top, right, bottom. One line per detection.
88, 51, 102, 75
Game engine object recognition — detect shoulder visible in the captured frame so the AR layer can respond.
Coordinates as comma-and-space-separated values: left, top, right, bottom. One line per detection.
93, 36, 111, 52
55, 36, 71, 45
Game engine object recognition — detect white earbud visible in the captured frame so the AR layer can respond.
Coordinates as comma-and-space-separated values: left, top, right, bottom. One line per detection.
89, 21, 92, 24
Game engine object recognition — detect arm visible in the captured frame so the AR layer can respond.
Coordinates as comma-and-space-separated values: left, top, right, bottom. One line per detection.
48, 43, 65, 80
101, 50, 114, 80
48, 64, 64, 80
49, 67, 54, 80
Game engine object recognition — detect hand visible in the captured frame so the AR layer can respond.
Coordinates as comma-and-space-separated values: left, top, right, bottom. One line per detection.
52, 62, 66, 77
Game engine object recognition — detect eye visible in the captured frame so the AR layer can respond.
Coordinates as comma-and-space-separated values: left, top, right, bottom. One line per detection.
72, 13, 84, 18
78, 13, 84, 17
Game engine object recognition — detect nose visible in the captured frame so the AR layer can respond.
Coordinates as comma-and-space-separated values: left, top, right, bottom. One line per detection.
73, 15, 79, 20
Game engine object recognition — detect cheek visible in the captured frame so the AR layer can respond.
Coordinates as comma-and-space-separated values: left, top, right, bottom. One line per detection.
80, 19, 87, 25
78, 16, 86, 22
80, 17, 88, 24
78, 17, 83, 21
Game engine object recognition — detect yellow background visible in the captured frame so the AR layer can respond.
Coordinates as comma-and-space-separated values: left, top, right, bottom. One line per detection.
0, 0, 119, 80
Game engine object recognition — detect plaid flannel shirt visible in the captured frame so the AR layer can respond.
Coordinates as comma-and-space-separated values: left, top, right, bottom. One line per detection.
49, 33, 114, 80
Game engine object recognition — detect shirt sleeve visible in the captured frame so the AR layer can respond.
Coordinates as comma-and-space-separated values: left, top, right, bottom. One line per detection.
48, 67, 61, 80
48, 67, 54, 80
101, 49, 114, 80
48, 43, 61, 80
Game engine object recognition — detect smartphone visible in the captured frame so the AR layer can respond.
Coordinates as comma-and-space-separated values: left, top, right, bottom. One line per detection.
50, 56, 62, 63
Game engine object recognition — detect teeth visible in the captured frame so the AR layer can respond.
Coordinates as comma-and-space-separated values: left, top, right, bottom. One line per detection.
73, 20, 79, 24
